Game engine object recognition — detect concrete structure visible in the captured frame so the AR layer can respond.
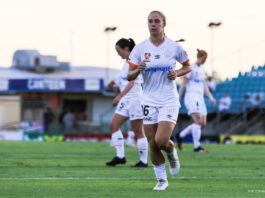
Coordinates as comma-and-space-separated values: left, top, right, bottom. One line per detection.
0, 50, 121, 133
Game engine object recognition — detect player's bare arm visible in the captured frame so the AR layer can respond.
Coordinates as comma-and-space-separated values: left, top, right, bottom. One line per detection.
175, 62, 192, 77
127, 61, 146, 81
168, 62, 191, 81
108, 81, 120, 95
112, 81, 135, 106
204, 82, 216, 106
178, 78, 188, 99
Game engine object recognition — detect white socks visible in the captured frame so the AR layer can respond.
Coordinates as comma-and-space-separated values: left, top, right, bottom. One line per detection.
111, 130, 125, 158
127, 130, 135, 145
180, 123, 202, 149
179, 124, 193, 138
192, 123, 202, 149
137, 137, 148, 164
112, 130, 148, 163
153, 163, 167, 181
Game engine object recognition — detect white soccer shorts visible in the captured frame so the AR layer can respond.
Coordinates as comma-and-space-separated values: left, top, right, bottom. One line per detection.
142, 104, 179, 125
184, 94, 207, 116
115, 97, 143, 120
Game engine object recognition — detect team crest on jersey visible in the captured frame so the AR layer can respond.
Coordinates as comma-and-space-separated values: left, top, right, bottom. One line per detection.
144, 53, 151, 62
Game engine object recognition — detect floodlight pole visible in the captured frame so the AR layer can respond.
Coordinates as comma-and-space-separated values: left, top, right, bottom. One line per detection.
104, 27, 117, 84
208, 22, 222, 77
66, 32, 78, 66
70, 32, 74, 65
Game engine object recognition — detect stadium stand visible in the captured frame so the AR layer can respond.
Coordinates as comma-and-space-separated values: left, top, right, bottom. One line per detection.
178, 64, 265, 136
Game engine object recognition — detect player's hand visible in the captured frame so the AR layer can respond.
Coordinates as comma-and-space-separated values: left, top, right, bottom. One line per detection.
168, 70, 178, 80
211, 98, 216, 106
137, 61, 146, 72
112, 95, 121, 106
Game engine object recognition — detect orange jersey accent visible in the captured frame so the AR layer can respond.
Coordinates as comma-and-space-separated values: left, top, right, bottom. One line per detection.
181, 59, 190, 65
127, 61, 138, 68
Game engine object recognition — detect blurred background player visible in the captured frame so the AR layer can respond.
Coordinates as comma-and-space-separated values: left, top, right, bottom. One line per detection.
125, 127, 136, 147
106, 38, 148, 167
218, 92, 232, 113
108, 76, 136, 147
127, 11, 191, 190
207, 76, 216, 93
216, 92, 232, 123
177, 49, 216, 152
43, 107, 54, 133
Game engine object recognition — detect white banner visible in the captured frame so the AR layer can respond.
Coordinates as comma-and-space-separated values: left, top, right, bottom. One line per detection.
0, 79, 8, 91
85, 79, 100, 91
0, 130, 23, 141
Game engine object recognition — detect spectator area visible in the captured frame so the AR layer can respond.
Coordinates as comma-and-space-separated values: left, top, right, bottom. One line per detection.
179, 65, 265, 114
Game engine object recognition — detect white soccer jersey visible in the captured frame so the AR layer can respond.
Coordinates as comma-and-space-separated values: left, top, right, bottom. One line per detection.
128, 38, 189, 106
218, 96, 231, 111
113, 61, 143, 99
184, 63, 206, 97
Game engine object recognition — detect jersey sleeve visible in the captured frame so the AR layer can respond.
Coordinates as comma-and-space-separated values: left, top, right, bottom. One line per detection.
175, 44, 189, 64
128, 45, 141, 68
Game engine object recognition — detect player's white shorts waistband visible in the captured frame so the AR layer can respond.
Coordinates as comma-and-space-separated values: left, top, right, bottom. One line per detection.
142, 104, 180, 125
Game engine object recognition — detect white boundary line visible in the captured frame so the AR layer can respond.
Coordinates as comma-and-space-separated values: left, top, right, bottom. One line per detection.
0, 176, 264, 180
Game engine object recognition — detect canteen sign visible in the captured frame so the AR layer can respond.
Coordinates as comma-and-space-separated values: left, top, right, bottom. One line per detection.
27, 79, 66, 90
8, 78, 102, 92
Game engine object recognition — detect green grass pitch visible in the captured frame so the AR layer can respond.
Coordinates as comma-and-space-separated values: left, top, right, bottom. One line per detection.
0, 141, 264, 198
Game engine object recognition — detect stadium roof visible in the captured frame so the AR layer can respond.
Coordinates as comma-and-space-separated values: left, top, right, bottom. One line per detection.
0, 66, 120, 93
0, 66, 120, 81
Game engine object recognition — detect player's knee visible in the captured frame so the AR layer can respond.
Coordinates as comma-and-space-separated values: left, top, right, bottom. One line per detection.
199, 119, 206, 127
148, 138, 157, 148
194, 120, 204, 127
131, 128, 145, 139
155, 139, 168, 150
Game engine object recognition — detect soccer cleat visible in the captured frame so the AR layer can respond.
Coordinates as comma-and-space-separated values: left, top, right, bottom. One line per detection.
194, 146, 209, 153
132, 161, 148, 168
167, 148, 180, 176
106, 156, 126, 166
153, 179, 168, 190
175, 132, 183, 150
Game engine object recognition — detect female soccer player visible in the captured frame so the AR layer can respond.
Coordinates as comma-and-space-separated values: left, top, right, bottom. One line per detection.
106, 38, 148, 167
108, 75, 136, 147
127, 11, 192, 190
177, 49, 216, 152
